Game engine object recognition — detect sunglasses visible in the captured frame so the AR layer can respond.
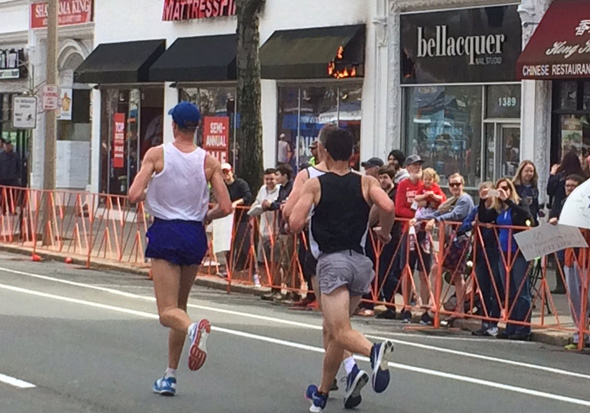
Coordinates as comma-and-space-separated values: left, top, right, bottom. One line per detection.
449, 182, 462, 188
499, 186, 509, 191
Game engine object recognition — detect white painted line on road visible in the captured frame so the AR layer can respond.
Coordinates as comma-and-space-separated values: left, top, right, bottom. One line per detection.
0, 373, 36, 389
2, 267, 589, 382
2, 282, 590, 408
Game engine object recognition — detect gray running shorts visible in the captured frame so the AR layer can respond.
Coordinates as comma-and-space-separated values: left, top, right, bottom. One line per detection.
316, 250, 375, 297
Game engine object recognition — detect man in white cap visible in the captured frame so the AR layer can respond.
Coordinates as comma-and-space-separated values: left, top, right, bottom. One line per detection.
129, 101, 232, 396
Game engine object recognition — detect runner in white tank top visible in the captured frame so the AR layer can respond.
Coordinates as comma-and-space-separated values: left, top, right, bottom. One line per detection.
282, 124, 364, 407
129, 101, 231, 397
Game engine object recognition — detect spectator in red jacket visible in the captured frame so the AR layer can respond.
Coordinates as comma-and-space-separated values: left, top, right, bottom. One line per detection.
394, 154, 424, 323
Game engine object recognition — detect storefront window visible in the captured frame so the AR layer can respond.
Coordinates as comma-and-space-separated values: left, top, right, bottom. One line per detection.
57, 89, 92, 141
277, 84, 362, 171
552, 81, 590, 164
0, 93, 29, 186
99, 87, 164, 195
180, 87, 237, 167
405, 86, 482, 187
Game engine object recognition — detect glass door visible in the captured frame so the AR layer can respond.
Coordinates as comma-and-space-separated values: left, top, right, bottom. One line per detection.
500, 124, 520, 178
484, 122, 520, 182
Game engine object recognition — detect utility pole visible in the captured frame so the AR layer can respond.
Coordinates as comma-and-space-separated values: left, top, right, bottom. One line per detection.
43, 0, 58, 190
42, 0, 58, 246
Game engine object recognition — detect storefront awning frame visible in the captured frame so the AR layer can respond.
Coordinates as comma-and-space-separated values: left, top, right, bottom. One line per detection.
260, 24, 366, 80
74, 39, 166, 84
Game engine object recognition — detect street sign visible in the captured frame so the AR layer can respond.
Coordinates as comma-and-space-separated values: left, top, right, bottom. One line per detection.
42, 85, 60, 110
12, 96, 37, 129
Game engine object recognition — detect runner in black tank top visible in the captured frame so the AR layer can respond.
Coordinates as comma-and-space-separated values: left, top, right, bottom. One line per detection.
282, 125, 363, 400
289, 128, 397, 412
311, 173, 370, 256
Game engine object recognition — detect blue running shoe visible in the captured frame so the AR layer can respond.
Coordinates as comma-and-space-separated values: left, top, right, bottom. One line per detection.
343, 364, 369, 409
153, 376, 176, 396
370, 340, 395, 393
305, 384, 328, 413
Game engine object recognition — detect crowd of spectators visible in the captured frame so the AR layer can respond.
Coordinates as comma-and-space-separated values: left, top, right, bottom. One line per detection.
216, 139, 590, 347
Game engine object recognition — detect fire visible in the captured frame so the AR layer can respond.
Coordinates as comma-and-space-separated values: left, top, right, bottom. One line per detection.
327, 44, 359, 79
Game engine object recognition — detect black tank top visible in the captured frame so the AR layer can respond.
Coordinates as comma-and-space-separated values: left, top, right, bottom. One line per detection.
311, 172, 370, 255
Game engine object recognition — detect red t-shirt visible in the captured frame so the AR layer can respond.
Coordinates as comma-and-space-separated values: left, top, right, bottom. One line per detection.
395, 179, 424, 219
418, 183, 446, 209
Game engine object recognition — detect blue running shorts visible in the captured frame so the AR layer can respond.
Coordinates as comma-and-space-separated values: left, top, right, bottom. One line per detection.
145, 218, 208, 266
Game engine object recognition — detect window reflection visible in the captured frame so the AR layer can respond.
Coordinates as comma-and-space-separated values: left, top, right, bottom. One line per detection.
405, 86, 482, 187
277, 85, 362, 172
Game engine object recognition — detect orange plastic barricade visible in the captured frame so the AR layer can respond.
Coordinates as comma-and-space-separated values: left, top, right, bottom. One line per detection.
1, 184, 588, 345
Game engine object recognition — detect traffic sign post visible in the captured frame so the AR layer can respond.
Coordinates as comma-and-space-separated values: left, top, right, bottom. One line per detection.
12, 96, 37, 129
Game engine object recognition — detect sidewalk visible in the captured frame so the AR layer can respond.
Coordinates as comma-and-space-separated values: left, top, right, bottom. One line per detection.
0, 242, 580, 349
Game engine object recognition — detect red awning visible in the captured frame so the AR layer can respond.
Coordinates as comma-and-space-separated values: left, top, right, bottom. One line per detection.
517, 0, 590, 80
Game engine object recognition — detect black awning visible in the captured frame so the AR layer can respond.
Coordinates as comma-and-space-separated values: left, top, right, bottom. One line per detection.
260, 24, 365, 80
74, 39, 166, 84
150, 34, 237, 82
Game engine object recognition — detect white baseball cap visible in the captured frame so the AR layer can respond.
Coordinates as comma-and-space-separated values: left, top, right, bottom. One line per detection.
221, 163, 232, 171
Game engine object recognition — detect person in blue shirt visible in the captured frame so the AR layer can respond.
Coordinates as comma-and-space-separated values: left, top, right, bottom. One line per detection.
457, 182, 503, 337
512, 160, 540, 226
478, 178, 533, 341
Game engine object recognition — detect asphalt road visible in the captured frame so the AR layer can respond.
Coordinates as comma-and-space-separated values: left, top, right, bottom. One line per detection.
1, 251, 590, 413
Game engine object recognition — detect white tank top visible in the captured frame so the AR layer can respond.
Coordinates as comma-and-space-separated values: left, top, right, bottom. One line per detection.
306, 166, 326, 259
145, 143, 209, 221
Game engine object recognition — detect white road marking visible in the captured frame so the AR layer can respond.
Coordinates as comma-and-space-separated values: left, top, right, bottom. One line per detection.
0, 373, 36, 389
0, 266, 588, 382
1, 282, 590, 408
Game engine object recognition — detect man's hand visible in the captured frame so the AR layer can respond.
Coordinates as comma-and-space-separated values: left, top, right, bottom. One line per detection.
262, 199, 272, 210
373, 226, 392, 244
425, 219, 436, 232
549, 217, 558, 226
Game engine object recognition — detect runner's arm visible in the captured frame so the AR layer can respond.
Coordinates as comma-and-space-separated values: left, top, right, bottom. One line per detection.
289, 178, 318, 233
128, 147, 157, 203
367, 176, 395, 235
282, 169, 308, 221
205, 155, 232, 222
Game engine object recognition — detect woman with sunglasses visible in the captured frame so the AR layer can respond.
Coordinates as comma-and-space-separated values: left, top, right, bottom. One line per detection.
479, 178, 533, 340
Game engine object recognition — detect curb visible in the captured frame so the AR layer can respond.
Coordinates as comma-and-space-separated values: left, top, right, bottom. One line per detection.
0, 244, 270, 297
0, 244, 574, 347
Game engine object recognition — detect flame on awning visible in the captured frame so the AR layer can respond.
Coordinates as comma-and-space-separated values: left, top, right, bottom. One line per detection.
328, 45, 359, 79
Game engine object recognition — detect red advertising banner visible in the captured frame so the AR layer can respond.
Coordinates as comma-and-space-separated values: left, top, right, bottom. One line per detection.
113, 113, 126, 169
31, 0, 93, 29
162, 0, 236, 21
202, 116, 230, 164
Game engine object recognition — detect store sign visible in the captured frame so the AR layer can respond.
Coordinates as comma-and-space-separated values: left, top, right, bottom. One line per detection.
12, 97, 37, 129
401, 5, 521, 83
42, 85, 60, 111
113, 113, 126, 169
0, 49, 25, 80
202, 116, 229, 164
31, 0, 93, 29
162, 0, 236, 21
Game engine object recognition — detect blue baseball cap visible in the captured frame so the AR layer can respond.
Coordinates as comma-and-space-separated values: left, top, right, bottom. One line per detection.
168, 101, 200, 129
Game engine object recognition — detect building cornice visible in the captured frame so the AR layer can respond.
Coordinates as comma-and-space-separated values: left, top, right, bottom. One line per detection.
0, 0, 28, 10
392, 0, 518, 13
0, 30, 29, 45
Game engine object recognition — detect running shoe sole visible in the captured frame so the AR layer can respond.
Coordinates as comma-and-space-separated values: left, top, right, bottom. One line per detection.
343, 370, 369, 409
188, 319, 211, 371
372, 340, 395, 393
152, 386, 175, 396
